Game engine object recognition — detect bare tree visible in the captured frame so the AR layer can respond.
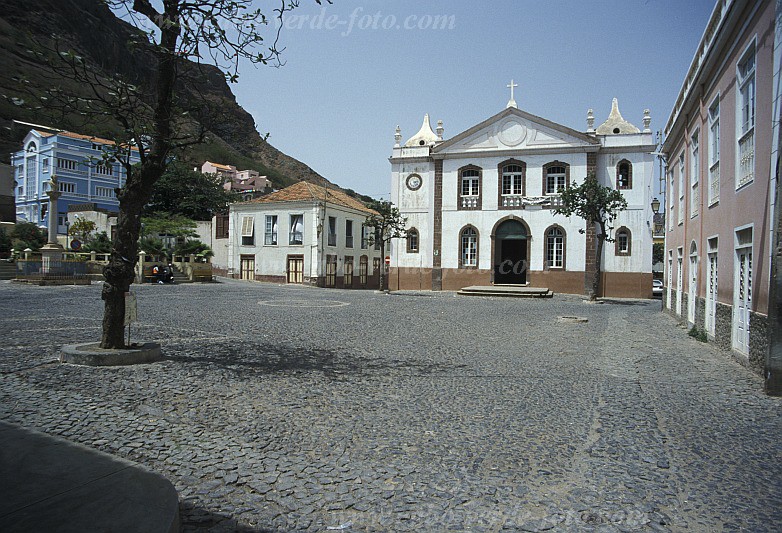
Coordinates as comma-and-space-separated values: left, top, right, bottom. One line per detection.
365, 200, 407, 291
20, 0, 326, 347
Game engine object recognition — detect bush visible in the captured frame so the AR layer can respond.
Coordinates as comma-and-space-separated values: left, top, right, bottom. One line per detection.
11, 222, 47, 252
139, 237, 167, 258
0, 228, 11, 255
174, 239, 213, 258
82, 231, 112, 254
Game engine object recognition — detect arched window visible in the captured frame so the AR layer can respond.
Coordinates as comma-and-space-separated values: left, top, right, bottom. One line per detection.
498, 159, 526, 208
458, 166, 481, 210
617, 160, 632, 189
407, 228, 419, 253
26, 142, 37, 153
460, 226, 478, 267
545, 226, 565, 269
544, 162, 569, 195
615, 227, 631, 256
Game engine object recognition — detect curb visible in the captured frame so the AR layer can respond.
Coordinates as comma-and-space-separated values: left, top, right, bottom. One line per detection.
60, 342, 163, 366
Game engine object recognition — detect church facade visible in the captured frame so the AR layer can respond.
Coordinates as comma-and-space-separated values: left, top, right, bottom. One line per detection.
389, 96, 656, 298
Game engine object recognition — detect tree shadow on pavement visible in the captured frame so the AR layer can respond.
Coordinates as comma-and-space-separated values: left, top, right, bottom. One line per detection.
164, 341, 467, 379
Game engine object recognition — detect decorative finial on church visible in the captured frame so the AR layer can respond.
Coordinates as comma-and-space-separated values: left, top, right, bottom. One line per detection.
436, 120, 444, 141
394, 125, 401, 147
586, 109, 595, 133
643, 109, 651, 132
506, 79, 518, 109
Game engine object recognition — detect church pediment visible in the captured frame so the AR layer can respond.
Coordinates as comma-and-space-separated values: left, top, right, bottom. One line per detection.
433, 107, 598, 155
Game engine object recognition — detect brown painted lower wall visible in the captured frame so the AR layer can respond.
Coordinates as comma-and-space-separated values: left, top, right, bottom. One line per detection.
442, 268, 493, 291
601, 272, 654, 299
390, 267, 653, 298
255, 274, 286, 283
534, 270, 583, 294
389, 268, 433, 291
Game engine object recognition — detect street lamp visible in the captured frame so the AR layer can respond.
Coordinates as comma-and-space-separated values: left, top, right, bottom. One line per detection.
651, 197, 660, 214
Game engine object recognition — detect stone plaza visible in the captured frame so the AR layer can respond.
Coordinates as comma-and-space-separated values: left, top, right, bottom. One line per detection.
0, 278, 780, 532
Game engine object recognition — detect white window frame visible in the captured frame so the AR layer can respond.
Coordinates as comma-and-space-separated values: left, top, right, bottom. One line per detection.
546, 227, 564, 268
677, 154, 685, 225
708, 96, 720, 206
461, 169, 479, 196
690, 129, 700, 218
461, 227, 477, 267
240, 215, 254, 246
58, 181, 76, 194
289, 214, 304, 245
265, 215, 278, 245
501, 165, 523, 196
736, 39, 756, 189
546, 166, 566, 195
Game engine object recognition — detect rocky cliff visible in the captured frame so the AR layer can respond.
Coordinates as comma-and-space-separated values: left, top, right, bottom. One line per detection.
0, 0, 328, 188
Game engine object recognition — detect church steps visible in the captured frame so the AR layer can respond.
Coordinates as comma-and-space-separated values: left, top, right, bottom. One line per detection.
457, 285, 553, 298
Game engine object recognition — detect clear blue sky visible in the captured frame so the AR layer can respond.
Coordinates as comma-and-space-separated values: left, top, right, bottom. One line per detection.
229, 0, 716, 199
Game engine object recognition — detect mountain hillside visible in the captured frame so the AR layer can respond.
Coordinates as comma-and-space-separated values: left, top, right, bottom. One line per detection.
0, 0, 328, 189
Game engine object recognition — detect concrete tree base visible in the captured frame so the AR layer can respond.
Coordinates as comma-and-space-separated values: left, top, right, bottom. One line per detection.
60, 342, 162, 366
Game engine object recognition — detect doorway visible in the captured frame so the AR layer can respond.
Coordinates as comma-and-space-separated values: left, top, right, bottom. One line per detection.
493, 219, 528, 284
239, 254, 255, 281
287, 255, 303, 284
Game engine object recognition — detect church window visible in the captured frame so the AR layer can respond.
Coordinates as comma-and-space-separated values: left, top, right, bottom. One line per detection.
615, 227, 631, 256
545, 226, 565, 269
458, 165, 481, 210
407, 228, 419, 253
460, 226, 478, 267
502, 165, 524, 195
544, 162, 569, 195
498, 159, 526, 208
616, 160, 632, 189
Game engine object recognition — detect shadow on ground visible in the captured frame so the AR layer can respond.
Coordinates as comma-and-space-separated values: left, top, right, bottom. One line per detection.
165, 341, 467, 379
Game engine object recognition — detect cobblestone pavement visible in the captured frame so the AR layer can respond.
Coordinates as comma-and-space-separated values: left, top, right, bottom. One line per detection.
1, 278, 780, 532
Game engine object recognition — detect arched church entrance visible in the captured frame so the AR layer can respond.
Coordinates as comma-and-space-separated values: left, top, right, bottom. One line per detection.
493, 219, 528, 284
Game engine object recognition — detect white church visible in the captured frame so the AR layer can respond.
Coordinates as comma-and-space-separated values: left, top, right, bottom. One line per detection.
389, 84, 656, 298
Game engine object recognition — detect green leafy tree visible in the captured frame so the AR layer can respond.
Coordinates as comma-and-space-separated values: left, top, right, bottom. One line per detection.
653, 242, 664, 265
554, 171, 627, 300
174, 239, 213, 259
145, 161, 237, 220
83, 231, 113, 254
365, 200, 407, 291
142, 214, 199, 242
10, 222, 47, 252
138, 237, 167, 258
19, 0, 324, 348
0, 228, 11, 256
68, 217, 97, 243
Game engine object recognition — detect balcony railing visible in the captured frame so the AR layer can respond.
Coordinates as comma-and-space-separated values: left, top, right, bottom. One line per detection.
690, 184, 699, 217
501, 195, 525, 208
738, 130, 754, 188
461, 196, 479, 209
709, 162, 719, 206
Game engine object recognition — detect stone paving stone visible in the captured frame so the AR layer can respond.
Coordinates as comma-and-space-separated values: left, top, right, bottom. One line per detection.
0, 279, 781, 531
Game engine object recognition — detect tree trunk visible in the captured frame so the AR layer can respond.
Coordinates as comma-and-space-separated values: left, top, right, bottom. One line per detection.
378, 240, 386, 291
99, 16, 179, 348
100, 186, 145, 348
590, 235, 604, 301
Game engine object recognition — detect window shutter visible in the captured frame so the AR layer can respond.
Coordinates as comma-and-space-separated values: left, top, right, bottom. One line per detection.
241, 216, 254, 237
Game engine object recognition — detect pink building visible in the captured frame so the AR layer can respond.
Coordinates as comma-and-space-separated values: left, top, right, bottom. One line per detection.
201, 161, 270, 200
662, 0, 781, 379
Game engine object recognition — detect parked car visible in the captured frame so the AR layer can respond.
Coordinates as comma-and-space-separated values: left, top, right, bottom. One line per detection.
652, 279, 663, 297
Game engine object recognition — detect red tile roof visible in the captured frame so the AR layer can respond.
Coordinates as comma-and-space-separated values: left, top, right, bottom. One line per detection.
35, 129, 140, 151
248, 181, 375, 214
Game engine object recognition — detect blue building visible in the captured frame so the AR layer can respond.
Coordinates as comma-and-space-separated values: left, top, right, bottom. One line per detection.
11, 129, 139, 234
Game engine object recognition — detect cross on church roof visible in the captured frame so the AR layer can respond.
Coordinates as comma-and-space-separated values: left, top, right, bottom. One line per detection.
506, 79, 518, 109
